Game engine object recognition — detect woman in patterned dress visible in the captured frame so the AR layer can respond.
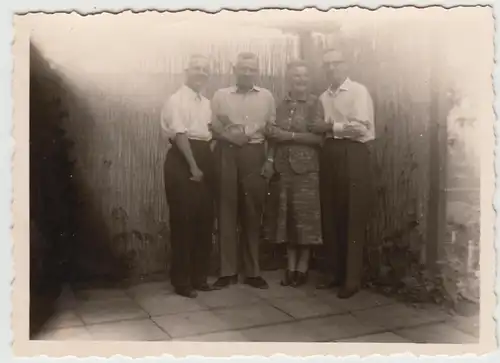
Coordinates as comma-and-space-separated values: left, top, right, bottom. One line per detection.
263, 60, 324, 287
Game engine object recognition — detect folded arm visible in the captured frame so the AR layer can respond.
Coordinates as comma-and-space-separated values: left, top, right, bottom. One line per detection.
266, 124, 322, 145
343, 88, 375, 139
210, 92, 250, 145
266, 99, 323, 145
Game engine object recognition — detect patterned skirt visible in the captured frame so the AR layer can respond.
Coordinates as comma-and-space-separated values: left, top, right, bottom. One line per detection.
263, 169, 323, 246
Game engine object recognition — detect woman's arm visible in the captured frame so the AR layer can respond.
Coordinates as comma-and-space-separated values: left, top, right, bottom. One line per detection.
266, 124, 295, 142
292, 132, 323, 145
266, 99, 323, 145
267, 124, 323, 145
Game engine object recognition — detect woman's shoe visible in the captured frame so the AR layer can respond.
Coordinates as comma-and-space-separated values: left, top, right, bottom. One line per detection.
293, 271, 308, 287
280, 270, 295, 286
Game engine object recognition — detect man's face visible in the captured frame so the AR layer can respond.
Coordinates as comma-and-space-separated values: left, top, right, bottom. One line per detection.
288, 65, 310, 93
185, 57, 210, 91
322, 50, 348, 86
234, 58, 259, 88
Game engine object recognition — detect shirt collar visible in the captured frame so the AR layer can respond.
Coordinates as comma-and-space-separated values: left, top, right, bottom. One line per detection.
327, 77, 352, 96
182, 84, 203, 100
230, 85, 261, 93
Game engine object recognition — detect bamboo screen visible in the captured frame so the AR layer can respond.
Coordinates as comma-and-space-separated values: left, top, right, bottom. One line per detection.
32, 19, 299, 277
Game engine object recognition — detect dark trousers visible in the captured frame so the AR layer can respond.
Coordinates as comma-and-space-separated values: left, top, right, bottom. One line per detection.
214, 141, 267, 278
164, 140, 214, 289
319, 139, 372, 289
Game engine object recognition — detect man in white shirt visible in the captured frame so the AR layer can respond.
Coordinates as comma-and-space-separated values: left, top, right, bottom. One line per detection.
209, 52, 276, 290
310, 48, 375, 299
161, 54, 215, 298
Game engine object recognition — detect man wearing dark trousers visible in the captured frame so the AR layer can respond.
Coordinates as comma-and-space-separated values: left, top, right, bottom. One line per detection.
310, 48, 375, 299
161, 55, 215, 298
210, 52, 276, 290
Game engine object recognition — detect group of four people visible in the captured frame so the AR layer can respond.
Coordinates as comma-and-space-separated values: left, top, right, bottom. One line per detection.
161, 48, 375, 301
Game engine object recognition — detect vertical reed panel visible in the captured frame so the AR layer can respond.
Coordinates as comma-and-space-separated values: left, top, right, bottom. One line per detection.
43, 27, 299, 279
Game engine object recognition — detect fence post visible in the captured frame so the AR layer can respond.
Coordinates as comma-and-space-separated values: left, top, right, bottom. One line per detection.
426, 27, 448, 276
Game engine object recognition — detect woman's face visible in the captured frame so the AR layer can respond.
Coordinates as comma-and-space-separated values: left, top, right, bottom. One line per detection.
289, 65, 310, 93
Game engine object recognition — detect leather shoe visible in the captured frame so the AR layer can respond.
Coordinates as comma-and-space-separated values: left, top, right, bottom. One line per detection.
175, 287, 198, 298
244, 276, 269, 289
194, 282, 215, 292
293, 271, 308, 287
213, 275, 238, 289
337, 286, 360, 299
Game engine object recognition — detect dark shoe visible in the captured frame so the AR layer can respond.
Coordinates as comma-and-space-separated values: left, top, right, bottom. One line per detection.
337, 286, 360, 299
175, 287, 198, 298
293, 271, 308, 287
316, 277, 342, 290
280, 270, 295, 286
213, 275, 238, 289
194, 282, 215, 292
244, 276, 269, 289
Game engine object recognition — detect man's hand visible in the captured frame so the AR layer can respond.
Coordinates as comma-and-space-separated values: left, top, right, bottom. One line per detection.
224, 130, 249, 146
224, 124, 250, 146
190, 165, 204, 182
343, 122, 366, 139
261, 159, 275, 180
309, 119, 332, 134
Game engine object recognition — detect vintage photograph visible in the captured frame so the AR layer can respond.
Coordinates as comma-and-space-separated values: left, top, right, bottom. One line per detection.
12, 5, 495, 356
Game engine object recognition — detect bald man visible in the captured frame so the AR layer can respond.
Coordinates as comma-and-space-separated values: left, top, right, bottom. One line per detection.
161, 55, 215, 298
210, 52, 276, 289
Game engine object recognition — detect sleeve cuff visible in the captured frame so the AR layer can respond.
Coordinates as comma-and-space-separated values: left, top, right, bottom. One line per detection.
333, 123, 344, 133
169, 125, 188, 134
244, 125, 257, 136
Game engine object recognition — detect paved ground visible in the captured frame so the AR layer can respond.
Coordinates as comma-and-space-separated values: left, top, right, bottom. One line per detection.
33, 271, 479, 343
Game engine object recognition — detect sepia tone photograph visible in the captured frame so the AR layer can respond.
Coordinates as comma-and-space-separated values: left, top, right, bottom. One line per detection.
11, 5, 496, 357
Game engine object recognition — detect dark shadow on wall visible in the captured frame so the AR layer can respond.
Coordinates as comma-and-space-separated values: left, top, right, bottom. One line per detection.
29, 43, 129, 337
